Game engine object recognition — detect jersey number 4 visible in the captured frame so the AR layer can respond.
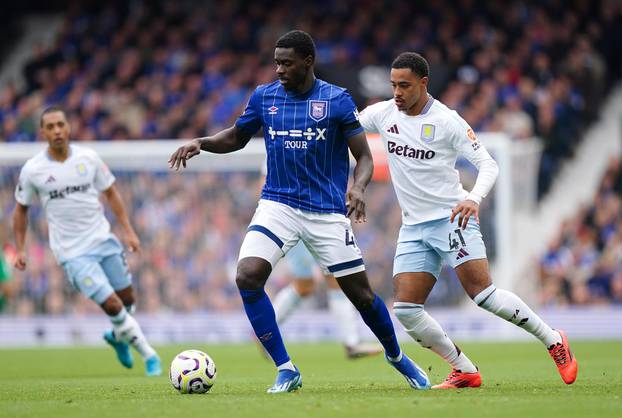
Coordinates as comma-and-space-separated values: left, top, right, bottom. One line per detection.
449, 229, 466, 250
345, 230, 357, 247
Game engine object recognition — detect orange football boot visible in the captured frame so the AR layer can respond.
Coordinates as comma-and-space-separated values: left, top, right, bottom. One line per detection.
432, 369, 482, 389
548, 329, 578, 384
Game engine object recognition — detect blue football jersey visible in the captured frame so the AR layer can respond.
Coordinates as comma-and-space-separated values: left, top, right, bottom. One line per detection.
235, 79, 363, 214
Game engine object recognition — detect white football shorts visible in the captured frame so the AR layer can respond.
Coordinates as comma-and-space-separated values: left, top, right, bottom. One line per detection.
238, 199, 365, 278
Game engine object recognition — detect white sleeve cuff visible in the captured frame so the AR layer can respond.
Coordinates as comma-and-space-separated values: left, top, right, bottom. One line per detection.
466, 192, 482, 205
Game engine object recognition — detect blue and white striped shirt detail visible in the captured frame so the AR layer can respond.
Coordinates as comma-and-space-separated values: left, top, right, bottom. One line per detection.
236, 79, 363, 214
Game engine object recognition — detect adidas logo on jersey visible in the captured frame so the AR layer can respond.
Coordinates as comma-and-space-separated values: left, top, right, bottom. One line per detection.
387, 124, 400, 134
45, 175, 56, 184
456, 248, 469, 260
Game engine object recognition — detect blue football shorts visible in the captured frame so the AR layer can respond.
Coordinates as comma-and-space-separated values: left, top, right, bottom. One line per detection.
61, 237, 132, 304
393, 216, 487, 279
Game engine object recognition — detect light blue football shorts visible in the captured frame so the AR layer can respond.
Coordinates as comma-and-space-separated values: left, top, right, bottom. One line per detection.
284, 241, 317, 279
393, 216, 487, 279
61, 237, 132, 304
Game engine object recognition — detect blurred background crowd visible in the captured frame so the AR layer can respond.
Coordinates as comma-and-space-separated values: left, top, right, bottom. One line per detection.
539, 158, 622, 306
0, 0, 621, 314
0, 170, 436, 315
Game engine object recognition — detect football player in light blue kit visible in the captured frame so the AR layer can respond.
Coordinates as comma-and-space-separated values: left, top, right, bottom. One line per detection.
13, 107, 161, 376
359, 52, 577, 388
169, 30, 430, 393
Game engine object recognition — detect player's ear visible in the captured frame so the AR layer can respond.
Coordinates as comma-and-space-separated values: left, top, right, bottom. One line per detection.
420, 76, 429, 88
304, 55, 313, 68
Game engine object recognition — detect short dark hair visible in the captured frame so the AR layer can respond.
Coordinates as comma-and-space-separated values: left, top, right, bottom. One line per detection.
391, 52, 429, 78
40, 106, 66, 127
275, 30, 316, 60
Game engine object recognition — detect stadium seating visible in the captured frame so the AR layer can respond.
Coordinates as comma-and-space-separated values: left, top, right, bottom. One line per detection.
539, 157, 622, 305
0, 1, 620, 314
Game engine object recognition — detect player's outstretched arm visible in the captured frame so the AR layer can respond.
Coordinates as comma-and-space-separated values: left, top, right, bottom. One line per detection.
103, 184, 141, 253
346, 132, 374, 223
12, 203, 29, 270
168, 126, 253, 171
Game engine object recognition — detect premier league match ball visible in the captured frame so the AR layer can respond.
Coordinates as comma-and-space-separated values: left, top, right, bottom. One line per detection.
169, 349, 217, 394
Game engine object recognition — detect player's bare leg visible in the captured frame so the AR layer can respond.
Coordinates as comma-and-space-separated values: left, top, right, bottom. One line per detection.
115, 285, 136, 314
336, 271, 430, 389
236, 257, 301, 393
456, 258, 578, 384
392, 272, 481, 389
101, 293, 134, 369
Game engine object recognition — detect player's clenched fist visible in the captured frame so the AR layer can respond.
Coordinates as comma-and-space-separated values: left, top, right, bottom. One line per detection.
169, 139, 201, 171
14, 252, 27, 271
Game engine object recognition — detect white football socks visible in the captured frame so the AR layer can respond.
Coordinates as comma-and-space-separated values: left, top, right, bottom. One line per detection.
109, 308, 156, 359
327, 289, 360, 348
473, 285, 561, 347
273, 284, 303, 324
273, 285, 362, 347
394, 302, 477, 373
277, 361, 296, 372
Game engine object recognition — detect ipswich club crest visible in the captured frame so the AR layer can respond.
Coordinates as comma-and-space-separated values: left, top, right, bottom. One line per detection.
309, 100, 328, 122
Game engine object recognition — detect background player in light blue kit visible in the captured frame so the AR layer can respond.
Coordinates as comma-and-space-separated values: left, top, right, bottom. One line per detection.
13, 107, 161, 376
273, 241, 382, 359
169, 30, 430, 393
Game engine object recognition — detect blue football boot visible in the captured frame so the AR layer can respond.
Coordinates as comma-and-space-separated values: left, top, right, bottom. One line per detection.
387, 353, 431, 389
267, 366, 302, 393
145, 354, 162, 377
103, 330, 133, 369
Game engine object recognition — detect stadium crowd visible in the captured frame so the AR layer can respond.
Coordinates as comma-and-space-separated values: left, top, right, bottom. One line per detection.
0, 169, 430, 314
0, 0, 621, 314
1, 1, 620, 192
539, 158, 622, 305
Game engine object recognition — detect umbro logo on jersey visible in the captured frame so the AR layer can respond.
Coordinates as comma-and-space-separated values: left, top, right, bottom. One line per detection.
45, 175, 56, 184
387, 124, 400, 134
456, 248, 470, 260
268, 106, 279, 115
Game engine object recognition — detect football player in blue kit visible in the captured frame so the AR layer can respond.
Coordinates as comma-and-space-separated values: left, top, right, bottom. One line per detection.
169, 30, 430, 393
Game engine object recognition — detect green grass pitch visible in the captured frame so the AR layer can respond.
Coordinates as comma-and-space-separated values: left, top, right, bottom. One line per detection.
1, 341, 620, 418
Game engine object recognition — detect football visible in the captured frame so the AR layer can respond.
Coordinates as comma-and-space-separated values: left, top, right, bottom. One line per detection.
169, 349, 217, 394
